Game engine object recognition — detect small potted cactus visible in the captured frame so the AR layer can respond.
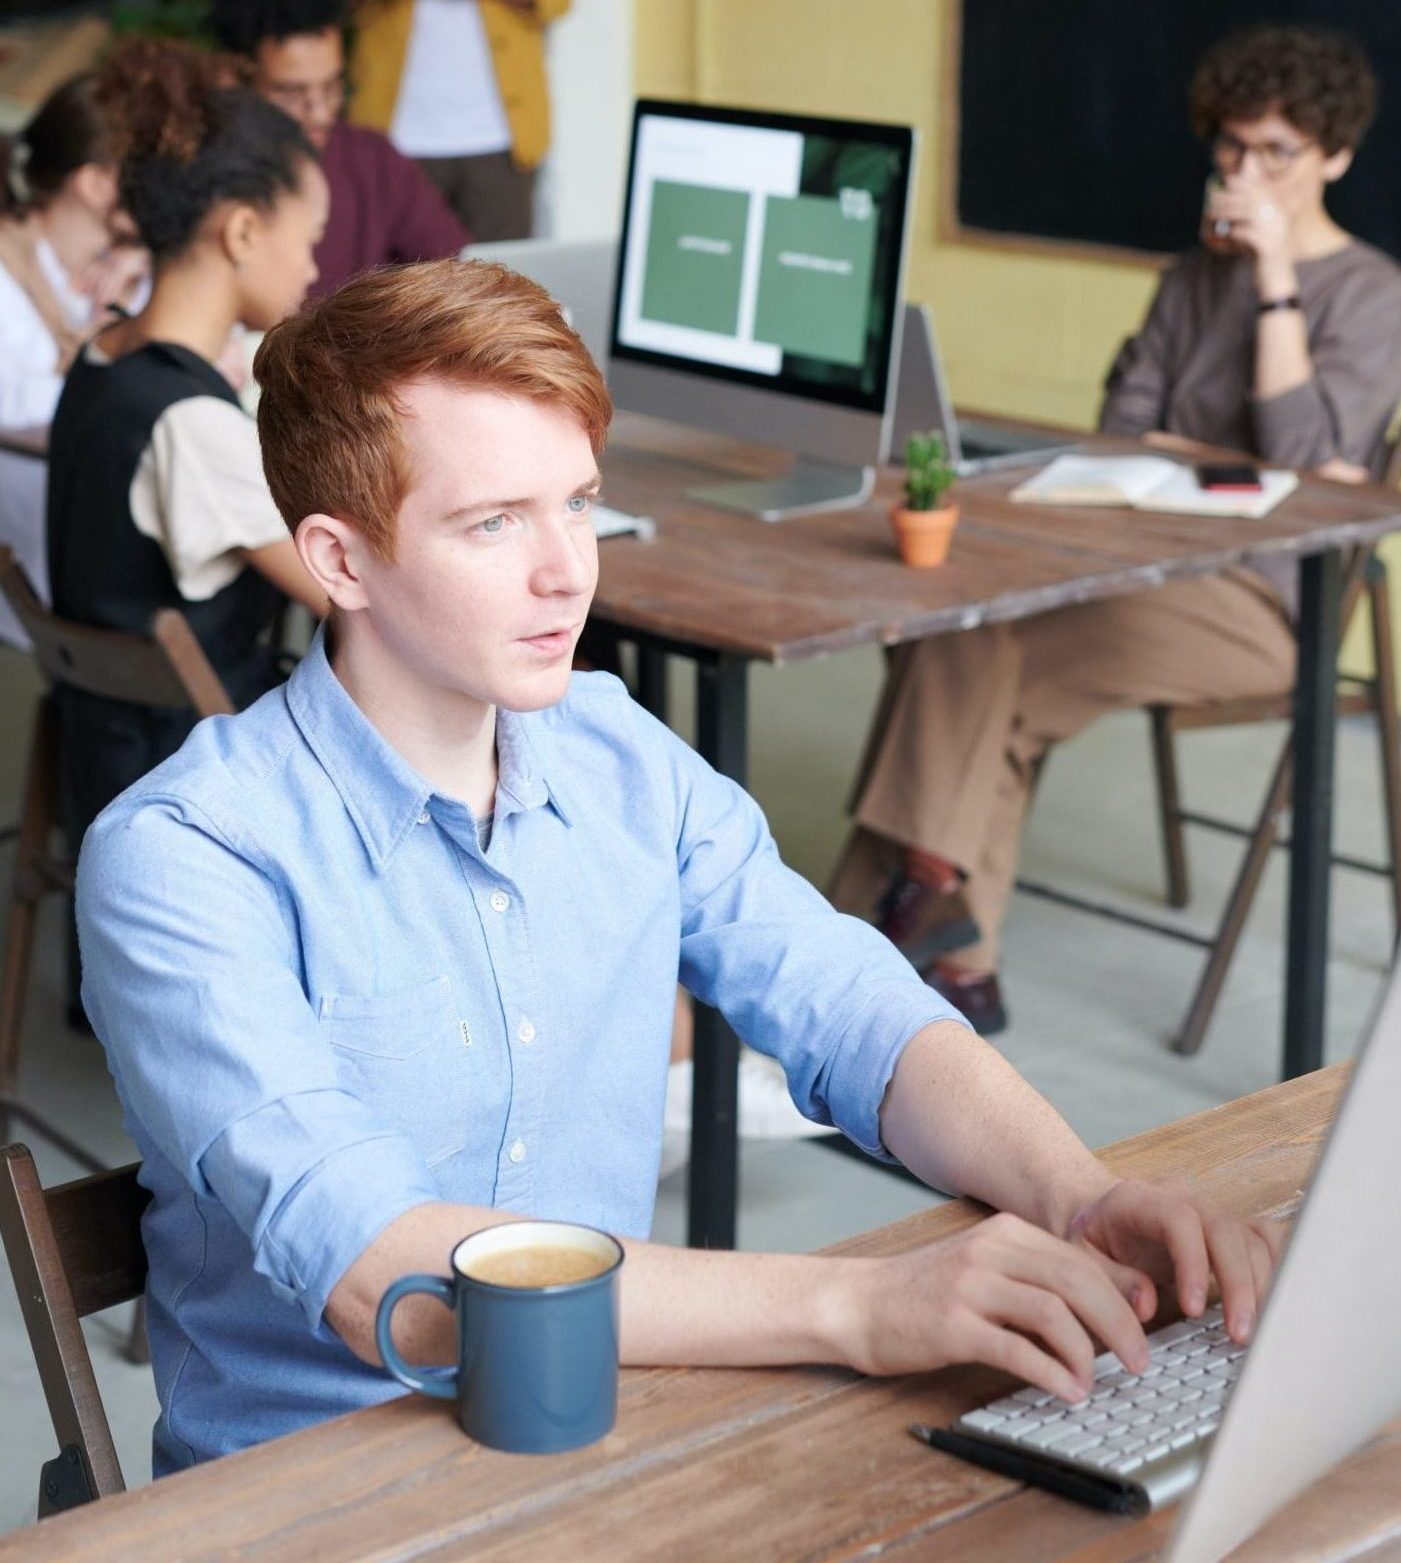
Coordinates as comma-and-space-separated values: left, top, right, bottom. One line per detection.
891, 431, 958, 567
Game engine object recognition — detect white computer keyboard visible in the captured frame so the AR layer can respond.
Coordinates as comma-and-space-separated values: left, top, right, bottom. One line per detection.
913, 1304, 1244, 1514
591, 503, 655, 541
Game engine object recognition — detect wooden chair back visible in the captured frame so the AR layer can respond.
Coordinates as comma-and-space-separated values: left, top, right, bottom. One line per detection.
0, 546, 234, 718
0, 1144, 149, 1516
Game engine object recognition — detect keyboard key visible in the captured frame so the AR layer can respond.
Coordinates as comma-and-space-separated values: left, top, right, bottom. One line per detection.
1149, 1321, 1204, 1347
1012, 1387, 1056, 1407
1060, 1431, 1106, 1456
994, 1417, 1040, 1440
1023, 1422, 1078, 1450
1141, 1441, 1171, 1461
959, 1410, 1008, 1433
988, 1396, 1025, 1416
1112, 1455, 1145, 1474
1169, 1430, 1199, 1450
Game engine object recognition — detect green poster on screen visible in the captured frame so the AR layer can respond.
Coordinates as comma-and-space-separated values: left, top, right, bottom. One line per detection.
640, 180, 749, 336
753, 193, 877, 368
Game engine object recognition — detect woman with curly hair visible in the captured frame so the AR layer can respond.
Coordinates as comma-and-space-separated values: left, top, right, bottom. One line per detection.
830, 24, 1401, 1036
46, 37, 328, 855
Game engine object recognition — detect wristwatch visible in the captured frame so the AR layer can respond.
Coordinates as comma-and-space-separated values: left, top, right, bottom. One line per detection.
1257, 294, 1303, 314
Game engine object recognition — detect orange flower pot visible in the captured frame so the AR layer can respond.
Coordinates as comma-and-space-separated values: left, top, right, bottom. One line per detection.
890, 502, 959, 568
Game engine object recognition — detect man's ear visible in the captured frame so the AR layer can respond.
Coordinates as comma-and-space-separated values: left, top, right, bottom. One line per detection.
295, 513, 372, 611
1322, 146, 1354, 185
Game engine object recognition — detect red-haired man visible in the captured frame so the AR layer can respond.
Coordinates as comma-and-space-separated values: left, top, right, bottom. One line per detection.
78, 260, 1282, 1471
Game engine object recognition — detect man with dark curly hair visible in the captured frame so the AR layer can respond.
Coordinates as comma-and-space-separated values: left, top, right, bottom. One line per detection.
209, 0, 468, 296
831, 24, 1401, 1037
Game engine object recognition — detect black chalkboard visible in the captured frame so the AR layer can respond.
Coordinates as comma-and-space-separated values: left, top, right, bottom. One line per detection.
956, 0, 1401, 259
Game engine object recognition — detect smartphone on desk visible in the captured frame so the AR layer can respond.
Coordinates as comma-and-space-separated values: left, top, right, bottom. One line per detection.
1196, 462, 1263, 492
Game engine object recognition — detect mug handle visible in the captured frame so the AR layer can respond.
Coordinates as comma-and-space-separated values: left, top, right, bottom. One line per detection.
375, 1274, 459, 1401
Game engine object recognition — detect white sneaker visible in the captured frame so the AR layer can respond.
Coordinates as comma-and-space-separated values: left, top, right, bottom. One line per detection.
663, 1052, 830, 1141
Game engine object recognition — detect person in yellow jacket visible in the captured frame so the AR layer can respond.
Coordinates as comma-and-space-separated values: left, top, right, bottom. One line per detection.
349, 0, 570, 241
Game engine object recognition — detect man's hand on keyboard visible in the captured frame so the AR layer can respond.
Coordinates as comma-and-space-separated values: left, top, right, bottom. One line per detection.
1065, 1177, 1286, 1347
838, 1211, 1152, 1404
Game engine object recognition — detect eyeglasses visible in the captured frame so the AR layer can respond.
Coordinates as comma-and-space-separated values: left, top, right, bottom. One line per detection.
1211, 131, 1316, 179
263, 73, 347, 116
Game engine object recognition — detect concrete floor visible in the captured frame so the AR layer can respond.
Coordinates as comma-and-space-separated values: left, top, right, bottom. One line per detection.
0, 633, 1391, 1536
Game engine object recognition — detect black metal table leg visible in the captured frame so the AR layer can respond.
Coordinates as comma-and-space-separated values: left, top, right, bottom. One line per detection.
636, 644, 669, 725
1284, 549, 1342, 1079
687, 655, 749, 1249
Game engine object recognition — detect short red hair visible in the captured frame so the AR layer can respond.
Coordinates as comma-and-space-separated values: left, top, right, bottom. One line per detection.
253, 258, 613, 558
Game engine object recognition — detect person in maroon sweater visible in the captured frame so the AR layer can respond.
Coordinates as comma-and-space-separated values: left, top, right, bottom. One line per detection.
210, 0, 469, 297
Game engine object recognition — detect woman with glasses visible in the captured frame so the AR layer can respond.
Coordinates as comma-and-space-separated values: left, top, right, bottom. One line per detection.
829, 25, 1401, 1037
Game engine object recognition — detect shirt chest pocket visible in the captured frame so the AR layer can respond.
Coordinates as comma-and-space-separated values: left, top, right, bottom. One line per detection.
318, 976, 473, 1169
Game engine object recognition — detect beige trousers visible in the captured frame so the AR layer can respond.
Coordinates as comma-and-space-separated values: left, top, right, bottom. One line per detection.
829, 570, 1297, 969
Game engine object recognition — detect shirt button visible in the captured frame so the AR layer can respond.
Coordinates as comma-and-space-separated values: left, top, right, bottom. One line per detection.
417, 810, 430, 825
509, 1139, 526, 1164
489, 890, 509, 913
516, 1018, 536, 1044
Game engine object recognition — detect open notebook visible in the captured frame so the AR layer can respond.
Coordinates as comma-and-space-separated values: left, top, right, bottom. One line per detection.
1010, 455, 1299, 519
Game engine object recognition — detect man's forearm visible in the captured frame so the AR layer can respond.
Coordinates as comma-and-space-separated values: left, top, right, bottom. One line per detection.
879, 1020, 1115, 1236
330, 1197, 871, 1372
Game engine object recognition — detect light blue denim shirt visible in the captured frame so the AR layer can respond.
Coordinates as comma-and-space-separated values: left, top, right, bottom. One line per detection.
77, 631, 966, 1473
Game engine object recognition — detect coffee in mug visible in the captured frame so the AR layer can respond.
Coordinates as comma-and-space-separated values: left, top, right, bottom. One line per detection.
465, 1245, 614, 1289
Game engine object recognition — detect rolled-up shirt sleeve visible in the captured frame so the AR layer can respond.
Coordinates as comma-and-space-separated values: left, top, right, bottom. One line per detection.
651, 716, 970, 1162
77, 795, 441, 1327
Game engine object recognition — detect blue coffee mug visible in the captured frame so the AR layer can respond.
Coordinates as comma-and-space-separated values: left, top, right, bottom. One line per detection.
376, 1220, 623, 1454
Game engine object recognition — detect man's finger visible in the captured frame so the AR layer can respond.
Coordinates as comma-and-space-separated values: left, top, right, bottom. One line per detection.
985, 1276, 1096, 1392
968, 1318, 1088, 1406
1004, 1228, 1149, 1375
1155, 1196, 1212, 1315
1201, 1216, 1257, 1342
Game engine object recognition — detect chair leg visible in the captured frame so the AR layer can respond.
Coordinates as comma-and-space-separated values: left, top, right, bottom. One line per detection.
1366, 558, 1401, 937
1174, 742, 1294, 1056
124, 1296, 150, 1366
0, 700, 60, 1126
1149, 707, 1191, 909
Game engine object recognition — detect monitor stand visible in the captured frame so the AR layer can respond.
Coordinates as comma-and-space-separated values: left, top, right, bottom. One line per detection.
688, 457, 876, 523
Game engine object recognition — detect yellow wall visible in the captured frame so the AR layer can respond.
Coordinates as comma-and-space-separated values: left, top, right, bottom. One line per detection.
632, 0, 1162, 431
631, 0, 1386, 669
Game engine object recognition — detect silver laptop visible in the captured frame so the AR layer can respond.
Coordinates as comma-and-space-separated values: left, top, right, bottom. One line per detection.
890, 301, 1078, 475
916, 953, 1401, 1563
462, 238, 616, 370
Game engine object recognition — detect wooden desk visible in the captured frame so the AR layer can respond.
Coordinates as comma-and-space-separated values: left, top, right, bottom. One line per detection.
13, 1066, 1390, 1563
595, 416, 1401, 1246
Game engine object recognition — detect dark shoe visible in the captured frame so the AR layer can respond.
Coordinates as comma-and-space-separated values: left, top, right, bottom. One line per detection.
876, 873, 981, 967
921, 964, 1008, 1037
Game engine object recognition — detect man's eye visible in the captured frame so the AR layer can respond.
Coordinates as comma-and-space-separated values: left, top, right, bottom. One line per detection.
477, 514, 507, 535
567, 494, 594, 515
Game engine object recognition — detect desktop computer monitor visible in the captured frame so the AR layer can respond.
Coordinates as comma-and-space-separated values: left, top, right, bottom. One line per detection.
608, 99, 915, 521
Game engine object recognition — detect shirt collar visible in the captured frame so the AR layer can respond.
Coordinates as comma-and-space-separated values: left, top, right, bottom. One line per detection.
285, 629, 569, 872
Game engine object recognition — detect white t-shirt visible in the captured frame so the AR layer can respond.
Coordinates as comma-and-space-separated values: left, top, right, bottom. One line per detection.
0, 233, 90, 430
129, 394, 291, 600
390, 0, 512, 159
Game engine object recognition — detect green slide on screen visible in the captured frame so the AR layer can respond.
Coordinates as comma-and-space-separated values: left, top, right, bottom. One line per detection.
753, 193, 877, 367
640, 180, 749, 336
